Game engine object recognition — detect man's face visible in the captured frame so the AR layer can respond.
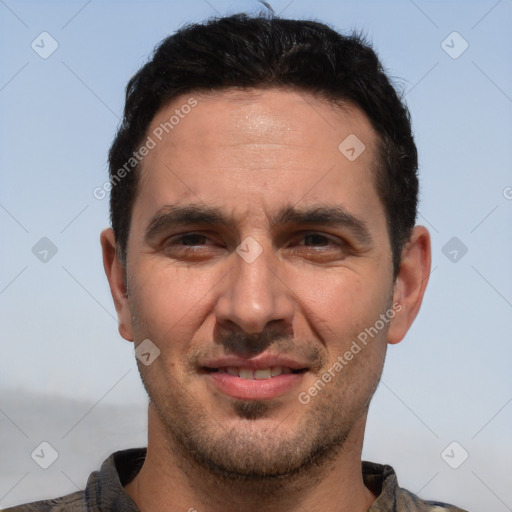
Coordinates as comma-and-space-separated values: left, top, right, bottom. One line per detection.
113, 88, 402, 478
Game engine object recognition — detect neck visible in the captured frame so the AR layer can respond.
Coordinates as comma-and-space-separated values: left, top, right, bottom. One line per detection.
125, 404, 376, 512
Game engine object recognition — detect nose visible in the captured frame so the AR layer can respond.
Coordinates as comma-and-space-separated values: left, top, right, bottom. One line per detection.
214, 240, 295, 336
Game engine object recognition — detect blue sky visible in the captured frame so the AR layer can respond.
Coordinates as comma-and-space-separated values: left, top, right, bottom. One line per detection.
1, 1, 511, 510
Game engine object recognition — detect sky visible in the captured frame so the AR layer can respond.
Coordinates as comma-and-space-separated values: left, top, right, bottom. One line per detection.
0, 1, 511, 511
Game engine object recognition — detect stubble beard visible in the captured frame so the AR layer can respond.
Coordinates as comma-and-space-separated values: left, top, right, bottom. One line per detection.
140, 357, 384, 498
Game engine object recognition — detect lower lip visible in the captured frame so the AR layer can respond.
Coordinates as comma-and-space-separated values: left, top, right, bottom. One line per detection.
207, 371, 305, 400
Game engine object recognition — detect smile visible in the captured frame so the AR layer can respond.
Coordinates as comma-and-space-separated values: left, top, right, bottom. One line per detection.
207, 366, 304, 380
204, 366, 307, 400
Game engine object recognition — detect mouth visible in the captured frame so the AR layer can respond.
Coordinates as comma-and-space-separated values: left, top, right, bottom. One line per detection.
205, 366, 306, 379
202, 364, 308, 400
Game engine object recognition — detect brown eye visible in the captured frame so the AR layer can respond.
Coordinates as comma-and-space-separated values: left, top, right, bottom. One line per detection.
296, 232, 341, 249
162, 232, 221, 261
289, 231, 355, 263
302, 234, 332, 247
175, 233, 209, 246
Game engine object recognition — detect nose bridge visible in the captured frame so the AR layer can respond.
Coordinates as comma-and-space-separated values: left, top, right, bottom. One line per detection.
215, 238, 293, 334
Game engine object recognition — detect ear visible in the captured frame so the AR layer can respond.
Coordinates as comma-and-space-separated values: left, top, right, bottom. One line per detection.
100, 228, 134, 342
387, 225, 431, 345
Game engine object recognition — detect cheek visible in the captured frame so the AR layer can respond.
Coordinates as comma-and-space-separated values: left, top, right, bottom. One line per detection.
127, 254, 392, 355
293, 268, 390, 341
127, 262, 215, 345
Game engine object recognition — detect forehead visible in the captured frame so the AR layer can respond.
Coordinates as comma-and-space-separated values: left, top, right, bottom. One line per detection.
146, 87, 377, 162
134, 88, 383, 229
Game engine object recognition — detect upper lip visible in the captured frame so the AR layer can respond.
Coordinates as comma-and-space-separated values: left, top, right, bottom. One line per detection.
201, 354, 309, 371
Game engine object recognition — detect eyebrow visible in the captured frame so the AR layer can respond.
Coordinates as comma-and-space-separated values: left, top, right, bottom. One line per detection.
144, 203, 373, 245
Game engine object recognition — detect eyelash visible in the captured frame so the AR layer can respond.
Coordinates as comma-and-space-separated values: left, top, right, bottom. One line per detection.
164, 232, 349, 252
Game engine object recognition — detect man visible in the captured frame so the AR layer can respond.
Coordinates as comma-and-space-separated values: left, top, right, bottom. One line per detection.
6, 13, 467, 512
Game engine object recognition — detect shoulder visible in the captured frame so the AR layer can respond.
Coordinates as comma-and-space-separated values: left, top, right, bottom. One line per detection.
362, 461, 469, 512
1, 490, 86, 511
399, 487, 469, 511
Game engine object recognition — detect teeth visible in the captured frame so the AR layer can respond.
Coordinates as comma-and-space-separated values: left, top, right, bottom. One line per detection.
271, 366, 283, 377
239, 368, 254, 380
254, 368, 271, 379
218, 366, 295, 379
